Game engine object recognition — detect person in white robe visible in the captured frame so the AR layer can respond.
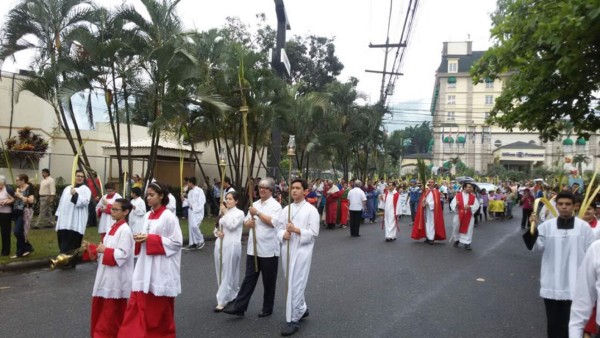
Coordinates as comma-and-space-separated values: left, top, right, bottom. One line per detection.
128, 187, 146, 235
118, 181, 182, 337
523, 191, 595, 338
167, 193, 176, 214
185, 177, 206, 250
213, 191, 244, 311
539, 191, 557, 223
55, 170, 91, 267
96, 182, 122, 239
382, 182, 402, 241
450, 182, 480, 250
569, 240, 600, 337
83, 198, 135, 338
276, 179, 320, 336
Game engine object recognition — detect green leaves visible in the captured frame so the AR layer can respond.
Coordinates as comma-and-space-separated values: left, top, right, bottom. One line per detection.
472, 0, 600, 141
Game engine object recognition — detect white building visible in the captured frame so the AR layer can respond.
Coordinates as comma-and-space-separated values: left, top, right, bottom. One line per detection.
430, 41, 598, 174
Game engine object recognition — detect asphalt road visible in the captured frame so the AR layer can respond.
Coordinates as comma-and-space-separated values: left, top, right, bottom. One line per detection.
0, 208, 545, 338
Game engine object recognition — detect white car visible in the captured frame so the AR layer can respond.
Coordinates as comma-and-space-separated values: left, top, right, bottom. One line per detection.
472, 182, 498, 193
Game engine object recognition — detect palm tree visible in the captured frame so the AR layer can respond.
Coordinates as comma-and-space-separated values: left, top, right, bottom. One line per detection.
0, 0, 96, 168
116, 0, 199, 184
572, 154, 591, 176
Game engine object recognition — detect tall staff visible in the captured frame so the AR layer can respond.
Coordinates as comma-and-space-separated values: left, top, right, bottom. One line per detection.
239, 62, 258, 272
218, 150, 226, 286
285, 135, 296, 307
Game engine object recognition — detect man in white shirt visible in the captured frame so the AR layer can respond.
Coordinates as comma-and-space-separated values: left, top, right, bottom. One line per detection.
347, 180, 367, 237
224, 178, 282, 317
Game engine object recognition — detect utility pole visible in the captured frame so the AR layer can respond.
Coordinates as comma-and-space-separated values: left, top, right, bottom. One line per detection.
270, 0, 291, 180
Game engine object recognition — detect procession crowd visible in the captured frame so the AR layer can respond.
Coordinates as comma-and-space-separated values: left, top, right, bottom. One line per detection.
3, 168, 600, 337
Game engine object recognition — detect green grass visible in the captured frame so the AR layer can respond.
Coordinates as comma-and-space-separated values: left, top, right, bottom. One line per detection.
0, 216, 221, 265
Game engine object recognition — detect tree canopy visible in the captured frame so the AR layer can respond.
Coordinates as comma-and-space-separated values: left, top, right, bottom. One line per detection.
471, 0, 600, 141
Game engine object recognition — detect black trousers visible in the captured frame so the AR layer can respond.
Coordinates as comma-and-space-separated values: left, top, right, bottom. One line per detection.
349, 210, 362, 236
544, 298, 571, 338
0, 213, 12, 255
522, 209, 533, 228
57, 229, 83, 267
232, 255, 279, 312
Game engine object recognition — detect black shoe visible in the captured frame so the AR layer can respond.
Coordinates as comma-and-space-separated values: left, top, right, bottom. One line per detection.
464, 244, 472, 251
258, 310, 272, 318
453, 241, 459, 248
223, 307, 245, 316
281, 322, 300, 336
301, 308, 309, 320
424, 239, 431, 244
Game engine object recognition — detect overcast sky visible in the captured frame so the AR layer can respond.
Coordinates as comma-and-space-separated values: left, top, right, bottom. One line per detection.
0, 0, 498, 130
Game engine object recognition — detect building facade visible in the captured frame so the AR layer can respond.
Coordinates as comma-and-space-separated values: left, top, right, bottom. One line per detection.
430, 41, 599, 175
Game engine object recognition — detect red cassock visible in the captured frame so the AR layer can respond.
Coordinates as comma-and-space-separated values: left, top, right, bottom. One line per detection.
338, 190, 349, 225
325, 190, 343, 225
411, 188, 446, 240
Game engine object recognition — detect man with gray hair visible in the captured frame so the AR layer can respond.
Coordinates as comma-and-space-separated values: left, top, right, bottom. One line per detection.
347, 180, 367, 237
225, 177, 282, 317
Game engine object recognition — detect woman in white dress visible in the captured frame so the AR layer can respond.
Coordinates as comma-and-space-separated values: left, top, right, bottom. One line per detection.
214, 191, 245, 311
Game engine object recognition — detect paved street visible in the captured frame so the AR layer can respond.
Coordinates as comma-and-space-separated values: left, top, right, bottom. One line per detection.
0, 209, 545, 338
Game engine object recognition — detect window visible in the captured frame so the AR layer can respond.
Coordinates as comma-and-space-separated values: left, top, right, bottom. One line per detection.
484, 112, 490, 120
447, 111, 455, 120
485, 78, 494, 88
448, 62, 458, 73
447, 82, 456, 89
494, 140, 502, 148
447, 95, 456, 105
485, 95, 494, 105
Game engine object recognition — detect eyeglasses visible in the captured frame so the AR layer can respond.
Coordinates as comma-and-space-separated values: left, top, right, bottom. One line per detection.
258, 186, 270, 190
76, 175, 85, 178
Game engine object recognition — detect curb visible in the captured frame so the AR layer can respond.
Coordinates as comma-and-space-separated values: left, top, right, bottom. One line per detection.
0, 233, 251, 273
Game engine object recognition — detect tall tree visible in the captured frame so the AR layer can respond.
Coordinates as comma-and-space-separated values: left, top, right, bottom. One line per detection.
471, 0, 600, 141
0, 0, 96, 169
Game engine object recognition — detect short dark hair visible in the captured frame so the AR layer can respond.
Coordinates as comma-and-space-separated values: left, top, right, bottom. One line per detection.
42, 168, 50, 175
114, 198, 132, 220
291, 178, 308, 190
463, 182, 474, 189
130, 187, 142, 197
188, 177, 196, 185
147, 181, 170, 205
105, 182, 115, 190
224, 177, 232, 184
556, 191, 576, 204
17, 174, 29, 183
225, 191, 239, 202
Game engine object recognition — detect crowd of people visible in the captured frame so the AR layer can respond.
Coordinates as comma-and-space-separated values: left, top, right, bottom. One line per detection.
5, 168, 600, 337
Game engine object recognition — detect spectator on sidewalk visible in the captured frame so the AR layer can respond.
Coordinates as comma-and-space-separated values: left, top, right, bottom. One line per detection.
35, 168, 56, 229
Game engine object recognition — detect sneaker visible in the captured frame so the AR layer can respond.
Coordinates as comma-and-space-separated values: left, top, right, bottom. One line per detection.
197, 242, 205, 250
453, 241, 459, 248
281, 321, 300, 336
464, 244, 472, 251
183, 244, 197, 251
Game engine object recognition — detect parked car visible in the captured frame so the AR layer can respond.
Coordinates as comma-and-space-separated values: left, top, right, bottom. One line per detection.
472, 182, 498, 193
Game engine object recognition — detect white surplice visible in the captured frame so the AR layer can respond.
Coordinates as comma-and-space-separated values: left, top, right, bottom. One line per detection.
424, 191, 436, 240
129, 197, 146, 235
131, 208, 182, 297
167, 194, 176, 214
214, 207, 244, 305
450, 192, 480, 245
55, 184, 92, 235
92, 221, 135, 299
534, 217, 594, 300
569, 240, 600, 337
188, 186, 206, 246
383, 190, 402, 239
276, 201, 320, 323
96, 193, 122, 234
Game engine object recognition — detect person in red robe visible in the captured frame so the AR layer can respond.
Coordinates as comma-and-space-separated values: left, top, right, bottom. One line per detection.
337, 182, 350, 229
325, 181, 342, 229
411, 179, 446, 244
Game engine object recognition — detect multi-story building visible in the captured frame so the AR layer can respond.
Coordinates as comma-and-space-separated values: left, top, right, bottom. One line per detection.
430, 41, 599, 175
